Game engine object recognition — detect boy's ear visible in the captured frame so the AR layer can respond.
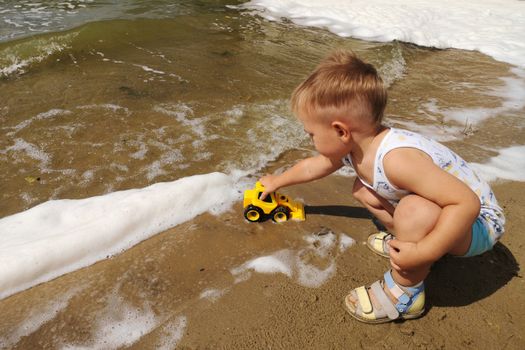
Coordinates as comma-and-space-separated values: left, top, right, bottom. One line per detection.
332, 121, 351, 142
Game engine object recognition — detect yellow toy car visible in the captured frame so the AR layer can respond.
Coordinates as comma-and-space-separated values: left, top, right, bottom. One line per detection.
243, 181, 305, 223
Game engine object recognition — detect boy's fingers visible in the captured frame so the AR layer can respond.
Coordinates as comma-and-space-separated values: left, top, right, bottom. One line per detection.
388, 240, 403, 255
389, 245, 398, 258
388, 239, 401, 249
389, 248, 404, 270
390, 259, 401, 271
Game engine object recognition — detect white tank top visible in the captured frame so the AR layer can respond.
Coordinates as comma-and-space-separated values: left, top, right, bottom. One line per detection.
342, 128, 505, 242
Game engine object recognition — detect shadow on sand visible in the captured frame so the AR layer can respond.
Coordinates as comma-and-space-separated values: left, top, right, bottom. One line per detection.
426, 242, 520, 307
305, 205, 520, 308
305, 205, 372, 219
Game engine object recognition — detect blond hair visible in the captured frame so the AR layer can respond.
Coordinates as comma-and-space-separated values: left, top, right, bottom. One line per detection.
291, 50, 387, 127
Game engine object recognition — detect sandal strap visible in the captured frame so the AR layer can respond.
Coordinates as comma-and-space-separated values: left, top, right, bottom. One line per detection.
370, 281, 400, 320
384, 270, 424, 313
355, 286, 373, 314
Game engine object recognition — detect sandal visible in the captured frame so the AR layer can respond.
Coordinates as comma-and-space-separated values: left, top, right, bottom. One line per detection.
366, 231, 393, 258
343, 270, 425, 324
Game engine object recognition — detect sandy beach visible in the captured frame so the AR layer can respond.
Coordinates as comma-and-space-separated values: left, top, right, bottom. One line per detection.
1, 1, 525, 348
175, 179, 524, 349
1, 176, 523, 349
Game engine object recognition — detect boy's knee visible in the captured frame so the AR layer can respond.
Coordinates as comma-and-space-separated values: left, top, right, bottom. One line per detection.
394, 195, 440, 230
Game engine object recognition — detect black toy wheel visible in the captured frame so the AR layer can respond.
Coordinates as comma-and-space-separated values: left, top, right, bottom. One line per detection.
244, 205, 265, 222
271, 206, 290, 222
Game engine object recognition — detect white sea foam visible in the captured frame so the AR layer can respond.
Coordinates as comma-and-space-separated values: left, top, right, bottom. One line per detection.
240, 0, 525, 68
130, 142, 149, 160
144, 149, 185, 181
0, 287, 83, 349
152, 100, 307, 179
224, 106, 244, 124
387, 118, 464, 143
234, 253, 294, 279
436, 68, 525, 125
7, 108, 71, 135
77, 104, 130, 114
154, 103, 207, 139
339, 234, 356, 253
0, 34, 76, 77
229, 100, 308, 173
377, 44, 406, 88
133, 63, 165, 75
62, 291, 158, 350
20, 192, 36, 205
231, 231, 355, 288
2, 138, 51, 168
0, 172, 242, 300
156, 316, 187, 350
199, 288, 228, 302
81, 169, 95, 183
470, 145, 525, 183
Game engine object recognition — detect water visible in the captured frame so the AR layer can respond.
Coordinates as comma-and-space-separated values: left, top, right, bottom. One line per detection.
0, 0, 218, 42
1, 0, 524, 348
0, 2, 414, 218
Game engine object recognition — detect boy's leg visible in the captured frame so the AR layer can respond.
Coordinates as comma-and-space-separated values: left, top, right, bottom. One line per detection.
346, 192, 473, 320
347, 191, 439, 308
352, 179, 473, 284
390, 194, 440, 285
391, 194, 472, 286
352, 178, 395, 232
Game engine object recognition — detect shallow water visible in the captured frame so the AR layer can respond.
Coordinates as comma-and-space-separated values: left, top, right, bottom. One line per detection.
1, 0, 525, 348
1, 7, 523, 217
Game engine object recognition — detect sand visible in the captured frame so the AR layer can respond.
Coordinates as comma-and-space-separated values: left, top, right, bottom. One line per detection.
172, 178, 524, 350
1, 175, 523, 349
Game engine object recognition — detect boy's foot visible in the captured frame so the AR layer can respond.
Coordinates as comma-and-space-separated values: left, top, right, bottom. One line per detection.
343, 270, 425, 324
366, 231, 394, 258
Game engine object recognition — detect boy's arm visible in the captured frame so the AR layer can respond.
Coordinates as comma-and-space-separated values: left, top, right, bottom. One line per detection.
383, 148, 481, 269
259, 154, 343, 199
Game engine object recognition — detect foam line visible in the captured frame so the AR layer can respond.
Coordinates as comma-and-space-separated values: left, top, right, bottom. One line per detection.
240, 0, 525, 67
470, 145, 525, 183
0, 172, 241, 300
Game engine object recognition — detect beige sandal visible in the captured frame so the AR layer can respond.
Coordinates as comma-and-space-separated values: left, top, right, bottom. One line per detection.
343, 270, 425, 324
366, 231, 393, 258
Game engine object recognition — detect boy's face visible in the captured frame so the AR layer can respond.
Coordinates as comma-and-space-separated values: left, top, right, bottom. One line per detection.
298, 109, 351, 160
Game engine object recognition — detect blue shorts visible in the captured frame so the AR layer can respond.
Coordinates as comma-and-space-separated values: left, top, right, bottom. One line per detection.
463, 217, 494, 257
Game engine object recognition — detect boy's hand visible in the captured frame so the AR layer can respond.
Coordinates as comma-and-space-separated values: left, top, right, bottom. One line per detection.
388, 240, 428, 272
259, 175, 280, 200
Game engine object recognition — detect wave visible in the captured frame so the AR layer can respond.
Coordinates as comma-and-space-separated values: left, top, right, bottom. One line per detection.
0, 31, 77, 78
238, 0, 525, 68
0, 0, 197, 43
0, 19, 173, 79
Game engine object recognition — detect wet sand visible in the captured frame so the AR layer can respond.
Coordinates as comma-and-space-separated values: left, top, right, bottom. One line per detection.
174, 179, 525, 350
1, 176, 523, 349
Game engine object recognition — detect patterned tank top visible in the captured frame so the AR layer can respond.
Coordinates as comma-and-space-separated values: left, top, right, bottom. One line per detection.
342, 128, 505, 242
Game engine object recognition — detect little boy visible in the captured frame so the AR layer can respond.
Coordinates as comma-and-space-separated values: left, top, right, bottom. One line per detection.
259, 50, 505, 323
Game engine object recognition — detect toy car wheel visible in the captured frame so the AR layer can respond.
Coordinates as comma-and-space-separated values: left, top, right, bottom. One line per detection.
271, 206, 290, 223
244, 205, 265, 222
